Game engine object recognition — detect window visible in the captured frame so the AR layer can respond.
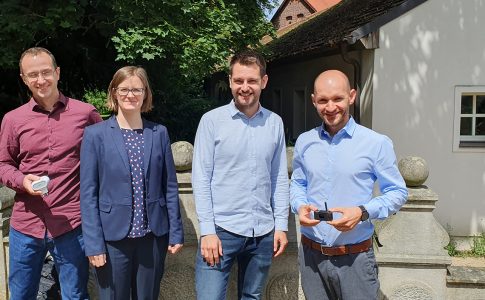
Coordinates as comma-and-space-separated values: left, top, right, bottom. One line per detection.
286, 15, 292, 24
297, 13, 304, 19
453, 86, 485, 151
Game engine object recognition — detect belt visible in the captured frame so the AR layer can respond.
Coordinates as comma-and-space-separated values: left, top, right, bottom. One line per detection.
301, 235, 372, 256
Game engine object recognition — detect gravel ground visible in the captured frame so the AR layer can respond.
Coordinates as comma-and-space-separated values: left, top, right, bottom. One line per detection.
451, 257, 485, 268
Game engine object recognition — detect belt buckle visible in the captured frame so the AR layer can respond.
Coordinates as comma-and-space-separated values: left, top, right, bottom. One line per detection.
320, 244, 333, 256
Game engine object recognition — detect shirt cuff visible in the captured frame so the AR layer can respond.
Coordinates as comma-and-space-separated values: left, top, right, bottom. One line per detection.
274, 217, 288, 232
363, 201, 379, 220
13, 173, 25, 191
290, 199, 307, 214
199, 221, 216, 236
169, 237, 184, 245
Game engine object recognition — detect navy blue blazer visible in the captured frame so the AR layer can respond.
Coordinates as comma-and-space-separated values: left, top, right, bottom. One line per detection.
80, 116, 183, 256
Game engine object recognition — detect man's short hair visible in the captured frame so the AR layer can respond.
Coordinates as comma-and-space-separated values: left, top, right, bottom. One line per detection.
19, 47, 57, 74
107, 66, 154, 113
229, 50, 267, 77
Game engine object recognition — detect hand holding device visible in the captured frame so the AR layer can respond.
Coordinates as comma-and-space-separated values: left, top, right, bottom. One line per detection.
31, 176, 50, 196
315, 202, 333, 221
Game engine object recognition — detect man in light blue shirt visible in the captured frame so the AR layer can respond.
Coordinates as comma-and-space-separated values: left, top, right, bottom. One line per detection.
290, 70, 407, 300
192, 50, 289, 300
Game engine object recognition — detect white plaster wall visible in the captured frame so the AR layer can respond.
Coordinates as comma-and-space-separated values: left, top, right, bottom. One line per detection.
372, 0, 485, 237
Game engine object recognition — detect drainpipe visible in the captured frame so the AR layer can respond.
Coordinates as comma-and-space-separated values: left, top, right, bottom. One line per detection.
339, 42, 361, 124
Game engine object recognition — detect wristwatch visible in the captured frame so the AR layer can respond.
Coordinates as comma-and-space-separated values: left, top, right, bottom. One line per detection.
359, 205, 369, 221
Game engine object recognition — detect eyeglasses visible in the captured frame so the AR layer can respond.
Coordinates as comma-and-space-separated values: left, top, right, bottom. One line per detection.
115, 88, 145, 96
22, 69, 55, 82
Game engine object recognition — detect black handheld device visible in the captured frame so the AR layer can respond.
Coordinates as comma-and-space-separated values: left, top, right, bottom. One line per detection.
315, 202, 333, 221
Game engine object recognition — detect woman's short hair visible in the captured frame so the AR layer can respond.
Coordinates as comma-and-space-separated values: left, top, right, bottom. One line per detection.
107, 66, 153, 113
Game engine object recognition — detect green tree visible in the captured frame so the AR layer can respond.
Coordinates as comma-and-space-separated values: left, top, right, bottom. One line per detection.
110, 0, 277, 141
111, 0, 275, 80
1, 0, 277, 141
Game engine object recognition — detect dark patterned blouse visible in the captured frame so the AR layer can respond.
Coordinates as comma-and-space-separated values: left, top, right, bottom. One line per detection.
121, 128, 150, 238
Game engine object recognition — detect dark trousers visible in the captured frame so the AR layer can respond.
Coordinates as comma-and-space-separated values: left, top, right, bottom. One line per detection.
94, 233, 169, 300
299, 243, 379, 300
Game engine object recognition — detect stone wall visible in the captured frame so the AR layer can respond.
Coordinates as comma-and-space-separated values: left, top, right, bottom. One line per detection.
0, 185, 13, 299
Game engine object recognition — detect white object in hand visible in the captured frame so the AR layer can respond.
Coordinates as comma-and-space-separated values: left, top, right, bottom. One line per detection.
31, 176, 50, 196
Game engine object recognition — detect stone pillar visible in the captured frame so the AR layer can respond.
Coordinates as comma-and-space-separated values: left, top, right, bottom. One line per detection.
375, 156, 452, 299
159, 141, 198, 299
0, 185, 14, 300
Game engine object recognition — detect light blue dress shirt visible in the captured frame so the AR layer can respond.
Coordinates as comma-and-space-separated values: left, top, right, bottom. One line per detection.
192, 100, 289, 237
290, 117, 407, 246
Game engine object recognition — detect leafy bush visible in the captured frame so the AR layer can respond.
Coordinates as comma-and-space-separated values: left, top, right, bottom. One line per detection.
83, 89, 111, 117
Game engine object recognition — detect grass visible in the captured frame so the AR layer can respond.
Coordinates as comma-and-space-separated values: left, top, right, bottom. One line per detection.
471, 233, 485, 256
445, 238, 458, 256
445, 233, 485, 258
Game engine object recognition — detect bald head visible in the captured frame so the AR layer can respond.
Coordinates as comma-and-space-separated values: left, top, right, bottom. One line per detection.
313, 70, 351, 95
311, 70, 356, 136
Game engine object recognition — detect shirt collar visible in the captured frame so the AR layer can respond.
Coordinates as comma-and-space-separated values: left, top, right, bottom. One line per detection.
228, 99, 264, 119
320, 116, 356, 139
29, 92, 67, 111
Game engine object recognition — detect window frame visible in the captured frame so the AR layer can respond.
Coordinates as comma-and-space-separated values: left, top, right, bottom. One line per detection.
453, 86, 485, 152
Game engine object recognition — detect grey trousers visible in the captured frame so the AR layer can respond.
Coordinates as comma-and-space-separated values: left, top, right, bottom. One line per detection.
298, 243, 379, 300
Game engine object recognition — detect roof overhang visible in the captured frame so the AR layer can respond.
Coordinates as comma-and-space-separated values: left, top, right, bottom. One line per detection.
265, 0, 428, 63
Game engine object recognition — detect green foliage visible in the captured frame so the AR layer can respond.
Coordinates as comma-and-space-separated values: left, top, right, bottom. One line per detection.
471, 233, 485, 256
445, 224, 457, 256
445, 238, 458, 257
0, 0, 279, 141
111, 0, 276, 80
445, 231, 485, 258
83, 89, 110, 117
0, 0, 90, 67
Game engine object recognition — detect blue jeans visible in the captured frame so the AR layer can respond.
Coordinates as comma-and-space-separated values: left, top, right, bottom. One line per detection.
9, 226, 89, 300
195, 226, 274, 300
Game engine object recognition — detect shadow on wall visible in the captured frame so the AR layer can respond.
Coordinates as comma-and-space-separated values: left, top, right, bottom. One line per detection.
373, 0, 485, 238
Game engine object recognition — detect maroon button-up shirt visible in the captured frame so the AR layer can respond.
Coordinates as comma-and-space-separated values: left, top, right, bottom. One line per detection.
0, 94, 102, 238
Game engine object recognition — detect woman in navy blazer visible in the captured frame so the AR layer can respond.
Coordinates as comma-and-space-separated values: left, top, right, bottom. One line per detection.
80, 66, 183, 299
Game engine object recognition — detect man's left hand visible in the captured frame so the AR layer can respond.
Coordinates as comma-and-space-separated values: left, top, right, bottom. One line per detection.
273, 230, 288, 257
327, 206, 362, 232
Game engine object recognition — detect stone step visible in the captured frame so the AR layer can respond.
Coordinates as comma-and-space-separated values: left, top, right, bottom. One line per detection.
447, 266, 485, 287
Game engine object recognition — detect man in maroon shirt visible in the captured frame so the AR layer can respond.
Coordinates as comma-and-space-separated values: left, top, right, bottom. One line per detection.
0, 47, 102, 299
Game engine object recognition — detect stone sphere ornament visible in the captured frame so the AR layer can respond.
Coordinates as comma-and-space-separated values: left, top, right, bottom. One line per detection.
398, 156, 429, 187
171, 141, 193, 171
